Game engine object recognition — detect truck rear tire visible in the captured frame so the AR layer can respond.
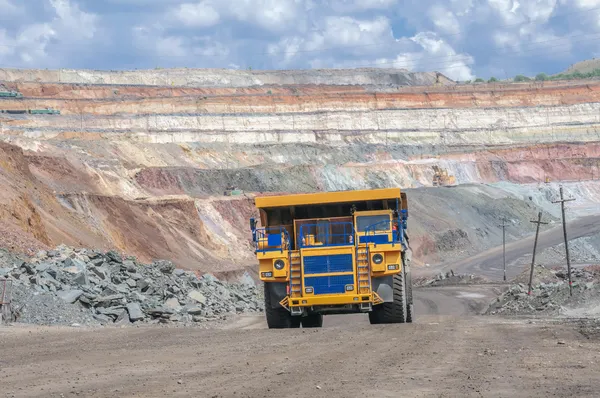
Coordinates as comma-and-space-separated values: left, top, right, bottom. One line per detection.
264, 284, 300, 329
368, 271, 407, 324
405, 263, 414, 323
301, 313, 323, 328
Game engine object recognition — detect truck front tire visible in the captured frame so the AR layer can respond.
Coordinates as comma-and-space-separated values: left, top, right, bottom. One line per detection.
369, 269, 407, 324
264, 284, 300, 329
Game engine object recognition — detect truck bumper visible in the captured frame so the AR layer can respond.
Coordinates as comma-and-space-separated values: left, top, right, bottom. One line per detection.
286, 293, 379, 308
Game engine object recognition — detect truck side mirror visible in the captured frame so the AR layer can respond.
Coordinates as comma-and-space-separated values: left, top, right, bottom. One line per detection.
250, 218, 257, 242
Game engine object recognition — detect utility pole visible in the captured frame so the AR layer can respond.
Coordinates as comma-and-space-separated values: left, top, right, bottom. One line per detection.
499, 218, 509, 281
528, 212, 548, 295
552, 187, 576, 296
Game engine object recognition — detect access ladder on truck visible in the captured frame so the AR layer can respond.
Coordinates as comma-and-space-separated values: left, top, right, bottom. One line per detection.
289, 251, 302, 298
356, 247, 371, 295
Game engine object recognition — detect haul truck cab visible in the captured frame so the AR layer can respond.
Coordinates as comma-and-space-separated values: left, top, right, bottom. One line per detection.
250, 188, 412, 329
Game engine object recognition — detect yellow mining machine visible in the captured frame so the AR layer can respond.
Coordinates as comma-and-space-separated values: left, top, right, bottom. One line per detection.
250, 188, 413, 328
432, 166, 456, 186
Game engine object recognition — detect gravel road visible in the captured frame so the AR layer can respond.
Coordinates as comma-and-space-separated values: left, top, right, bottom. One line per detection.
1, 314, 598, 398
432, 215, 600, 280
2, 285, 599, 397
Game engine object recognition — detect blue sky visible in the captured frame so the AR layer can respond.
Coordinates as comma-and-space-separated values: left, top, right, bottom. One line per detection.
0, 0, 599, 80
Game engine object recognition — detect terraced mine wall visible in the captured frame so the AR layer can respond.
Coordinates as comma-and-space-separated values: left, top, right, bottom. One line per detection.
1, 68, 600, 270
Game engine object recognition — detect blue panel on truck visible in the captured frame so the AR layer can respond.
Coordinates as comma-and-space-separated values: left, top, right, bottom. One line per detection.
303, 254, 353, 275
304, 274, 354, 295
267, 234, 282, 247
359, 234, 389, 244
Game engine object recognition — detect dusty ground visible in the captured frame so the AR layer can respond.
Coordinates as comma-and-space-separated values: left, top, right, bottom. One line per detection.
2, 286, 599, 398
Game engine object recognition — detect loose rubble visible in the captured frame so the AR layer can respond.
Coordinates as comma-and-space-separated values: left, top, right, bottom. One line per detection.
2, 245, 263, 326
415, 270, 487, 287
487, 265, 600, 316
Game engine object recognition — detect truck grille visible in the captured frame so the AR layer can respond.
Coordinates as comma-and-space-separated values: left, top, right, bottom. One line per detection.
304, 275, 354, 295
302, 254, 354, 295
303, 254, 353, 275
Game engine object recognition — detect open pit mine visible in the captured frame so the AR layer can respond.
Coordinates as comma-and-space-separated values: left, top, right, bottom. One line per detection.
3, 67, 600, 397
0, 67, 600, 273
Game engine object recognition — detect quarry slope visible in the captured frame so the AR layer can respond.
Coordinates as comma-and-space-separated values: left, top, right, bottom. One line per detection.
1, 68, 600, 271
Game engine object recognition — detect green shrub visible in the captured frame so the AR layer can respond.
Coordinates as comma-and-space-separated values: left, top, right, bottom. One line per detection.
514, 75, 530, 82
474, 78, 484, 83
535, 73, 548, 81
488, 77, 498, 83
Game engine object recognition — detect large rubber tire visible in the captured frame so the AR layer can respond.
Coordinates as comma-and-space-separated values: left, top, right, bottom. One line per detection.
405, 261, 414, 323
301, 313, 323, 328
264, 284, 301, 329
368, 271, 407, 324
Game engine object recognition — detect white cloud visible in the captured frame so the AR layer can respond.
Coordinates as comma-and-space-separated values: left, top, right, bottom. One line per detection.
2, 0, 600, 78
155, 36, 187, 57
428, 4, 461, 35
410, 32, 474, 80
0, 0, 23, 18
50, 0, 97, 39
563, 0, 600, 7
328, 0, 398, 12
0, 0, 97, 67
228, 0, 305, 32
169, 2, 220, 28
268, 15, 394, 66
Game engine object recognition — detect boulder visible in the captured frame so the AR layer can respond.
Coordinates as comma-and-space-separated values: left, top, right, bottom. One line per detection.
126, 303, 145, 322
137, 279, 151, 292
57, 289, 84, 304
20, 262, 35, 275
90, 266, 108, 280
64, 258, 87, 271
36, 262, 52, 273
186, 306, 204, 315
94, 294, 124, 307
188, 290, 207, 304
147, 307, 175, 317
71, 272, 89, 286
97, 306, 127, 317
123, 260, 137, 273
164, 297, 182, 312
93, 313, 112, 324
114, 310, 130, 324
154, 260, 175, 274
106, 251, 123, 263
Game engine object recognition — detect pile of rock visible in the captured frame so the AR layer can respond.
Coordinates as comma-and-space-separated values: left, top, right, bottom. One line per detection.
416, 271, 485, 287
487, 266, 600, 316
1, 246, 263, 326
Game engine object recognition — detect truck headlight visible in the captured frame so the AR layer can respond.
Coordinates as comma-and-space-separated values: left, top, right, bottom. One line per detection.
305, 287, 313, 294
274, 259, 285, 270
372, 253, 384, 264
261, 272, 273, 278
387, 264, 399, 270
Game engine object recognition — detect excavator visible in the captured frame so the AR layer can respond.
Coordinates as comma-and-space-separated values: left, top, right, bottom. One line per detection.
432, 166, 456, 186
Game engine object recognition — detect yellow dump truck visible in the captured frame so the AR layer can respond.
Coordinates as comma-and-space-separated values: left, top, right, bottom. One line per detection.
250, 188, 413, 328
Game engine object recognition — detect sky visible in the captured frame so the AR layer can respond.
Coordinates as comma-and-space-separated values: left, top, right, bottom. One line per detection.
1, 0, 600, 81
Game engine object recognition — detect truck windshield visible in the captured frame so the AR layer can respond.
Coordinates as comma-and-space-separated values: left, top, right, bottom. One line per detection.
356, 215, 390, 232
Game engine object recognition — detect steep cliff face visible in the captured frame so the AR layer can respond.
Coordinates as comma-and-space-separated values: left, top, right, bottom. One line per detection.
1, 68, 599, 269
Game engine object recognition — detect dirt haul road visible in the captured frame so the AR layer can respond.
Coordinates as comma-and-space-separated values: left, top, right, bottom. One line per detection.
2, 286, 600, 398
433, 214, 600, 281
